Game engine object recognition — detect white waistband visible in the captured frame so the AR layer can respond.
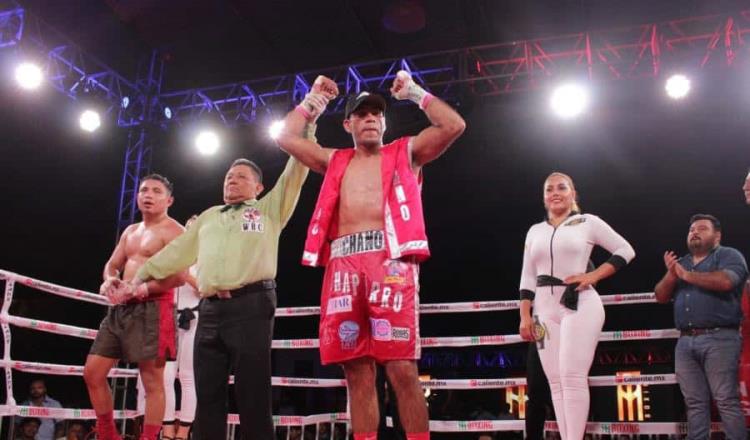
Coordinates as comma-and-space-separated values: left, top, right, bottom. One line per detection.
330, 230, 385, 259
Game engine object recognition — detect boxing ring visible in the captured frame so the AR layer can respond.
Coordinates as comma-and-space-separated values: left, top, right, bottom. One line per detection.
0, 268, 723, 437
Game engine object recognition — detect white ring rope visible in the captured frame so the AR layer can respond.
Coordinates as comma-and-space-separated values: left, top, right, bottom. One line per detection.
0, 269, 656, 315
0, 313, 680, 348
1, 405, 725, 434
0, 269, 686, 434
0, 359, 679, 388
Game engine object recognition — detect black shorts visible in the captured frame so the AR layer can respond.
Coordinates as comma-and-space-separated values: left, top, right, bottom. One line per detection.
89, 295, 176, 363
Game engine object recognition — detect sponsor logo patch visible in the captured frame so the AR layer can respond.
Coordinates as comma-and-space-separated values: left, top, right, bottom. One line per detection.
564, 217, 587, 227
384, 260, 408, 284
370, 318, 392, 341
338, 321, 359, 350
327, 295, 352, 315
392, 327, 411, 341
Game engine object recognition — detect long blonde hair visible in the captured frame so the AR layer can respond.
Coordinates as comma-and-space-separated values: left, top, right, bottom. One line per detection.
545, 172, 581, 214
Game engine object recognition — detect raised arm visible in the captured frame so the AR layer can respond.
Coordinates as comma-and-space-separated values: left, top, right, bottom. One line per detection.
390, 71, 466, 168
276, 76, 338, 174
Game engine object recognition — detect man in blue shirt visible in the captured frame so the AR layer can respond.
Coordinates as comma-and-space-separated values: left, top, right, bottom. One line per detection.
15, 379, 63, 440
655, 213, 748, 440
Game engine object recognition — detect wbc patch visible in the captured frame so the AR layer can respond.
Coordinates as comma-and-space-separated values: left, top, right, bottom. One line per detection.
241, 207, 264, 232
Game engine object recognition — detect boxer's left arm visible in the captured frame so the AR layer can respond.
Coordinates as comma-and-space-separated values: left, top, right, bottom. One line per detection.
391, 71, 466, 169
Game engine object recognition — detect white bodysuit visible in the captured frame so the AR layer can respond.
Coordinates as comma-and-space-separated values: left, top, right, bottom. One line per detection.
519, 213, 635, 440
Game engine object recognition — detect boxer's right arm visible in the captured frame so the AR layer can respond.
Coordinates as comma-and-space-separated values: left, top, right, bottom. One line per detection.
100, 226, 134, 297
277, 105, 334, 174
276, 76, 337, 174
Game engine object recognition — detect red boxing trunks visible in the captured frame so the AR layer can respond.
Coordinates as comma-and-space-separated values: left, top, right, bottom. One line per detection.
319, 231, 421, 365
90, 290, 176, 363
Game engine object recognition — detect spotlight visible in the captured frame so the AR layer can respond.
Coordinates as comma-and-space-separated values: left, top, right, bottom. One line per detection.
121, 96, 130, 109
665, 74, 690, 100
15, 62, 43, 90
550, 83, 589, 119
268, 120, 285, 140
164, 107, 173, 120
79, 109, 101, 132
195, 131, 220, 156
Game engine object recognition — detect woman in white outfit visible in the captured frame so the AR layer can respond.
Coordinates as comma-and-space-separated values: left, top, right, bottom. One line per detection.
518, 172, 635, 440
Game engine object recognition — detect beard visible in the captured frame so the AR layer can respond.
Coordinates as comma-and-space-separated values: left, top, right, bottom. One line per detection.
688, 237, 714, 254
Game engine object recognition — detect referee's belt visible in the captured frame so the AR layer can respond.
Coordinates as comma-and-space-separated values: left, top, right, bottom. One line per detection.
536, 275, 581, 311
679, 326, 738, 336
214, 279, 276, 300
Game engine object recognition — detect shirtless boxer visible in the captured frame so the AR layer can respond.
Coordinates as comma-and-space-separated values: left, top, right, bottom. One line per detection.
83, 174, 184, 440
277, 72, 465, 439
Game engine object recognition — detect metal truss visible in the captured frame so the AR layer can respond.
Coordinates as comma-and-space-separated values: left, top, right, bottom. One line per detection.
0, 5, 22, 48
114, 127, 154, 240
111, 50, 163, 239
0, 4, 165, 237
157, 57, 455, 127
158, 9, 750, 127
0, 3, 145, 127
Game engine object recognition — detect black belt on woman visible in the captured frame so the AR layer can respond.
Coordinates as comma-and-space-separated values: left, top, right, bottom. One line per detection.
536, 275, 581, 311
177, 306, 199, 330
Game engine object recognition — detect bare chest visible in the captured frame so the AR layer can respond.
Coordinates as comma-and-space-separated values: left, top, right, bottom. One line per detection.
341, 157, 382, 198
124, 227, 165, 260
338, 156, 383, 232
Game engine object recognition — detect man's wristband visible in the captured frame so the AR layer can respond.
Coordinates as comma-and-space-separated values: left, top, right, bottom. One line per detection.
420, 93, 434, 110
295, 104, 313, 121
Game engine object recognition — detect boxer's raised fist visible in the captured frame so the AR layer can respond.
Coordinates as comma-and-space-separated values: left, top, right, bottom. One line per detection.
311, 75, 339, 100
390, 70, 429, 108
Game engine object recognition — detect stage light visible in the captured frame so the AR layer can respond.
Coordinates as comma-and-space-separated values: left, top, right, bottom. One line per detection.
195, 130, 220, 155
15, 62, 43, 90
164, 107, 173, 120
268, 120, 285, 140
79, 109, 101, 132
665, 74, 690, 100
121, 96, 130, 109
550, 83, 589, 119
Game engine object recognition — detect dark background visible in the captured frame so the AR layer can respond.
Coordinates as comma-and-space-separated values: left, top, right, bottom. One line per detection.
0, 0, 748, 429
